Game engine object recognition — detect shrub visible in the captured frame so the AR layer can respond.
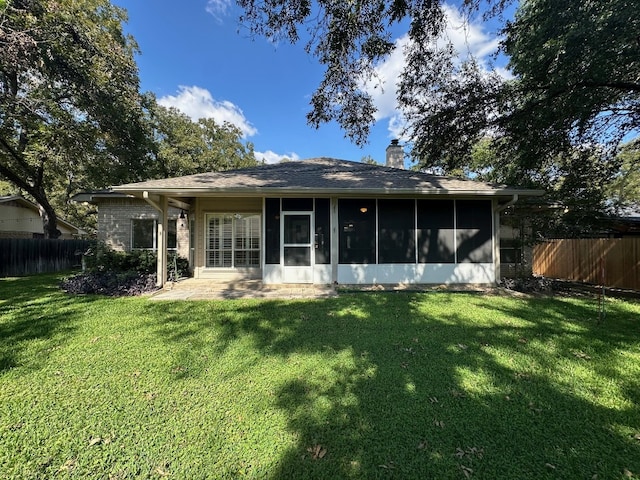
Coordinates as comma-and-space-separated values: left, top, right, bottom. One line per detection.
63, 242, 189, 296
82, 242, 156, 274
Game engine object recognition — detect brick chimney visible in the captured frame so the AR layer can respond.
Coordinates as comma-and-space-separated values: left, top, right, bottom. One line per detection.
385, 139, 404, 169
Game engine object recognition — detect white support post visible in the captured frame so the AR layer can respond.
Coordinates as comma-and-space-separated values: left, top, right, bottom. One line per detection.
156, 195, 168, 287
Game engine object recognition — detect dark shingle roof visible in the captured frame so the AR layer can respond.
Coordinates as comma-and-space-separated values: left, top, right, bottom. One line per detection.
114, 158, 544, 197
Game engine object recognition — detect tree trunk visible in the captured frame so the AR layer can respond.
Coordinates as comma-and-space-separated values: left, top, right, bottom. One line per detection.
35, 192, 61, 239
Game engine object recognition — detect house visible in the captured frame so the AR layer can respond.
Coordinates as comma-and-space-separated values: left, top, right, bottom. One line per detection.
0, 195, 85, 239
79, 142, 544, 287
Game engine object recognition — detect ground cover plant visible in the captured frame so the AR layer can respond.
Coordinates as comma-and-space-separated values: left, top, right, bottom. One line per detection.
1, 275, 639, 479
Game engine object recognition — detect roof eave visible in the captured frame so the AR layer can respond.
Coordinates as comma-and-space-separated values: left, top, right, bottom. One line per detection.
114, 186, 546, 197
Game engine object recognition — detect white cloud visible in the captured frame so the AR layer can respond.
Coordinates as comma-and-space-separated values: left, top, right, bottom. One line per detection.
255, 150, 301, 164
158, 85, 257, 138
205, 0, 231, 22
363, 3, 504, 138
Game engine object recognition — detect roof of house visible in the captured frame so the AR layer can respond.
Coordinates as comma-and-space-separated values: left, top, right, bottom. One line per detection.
0, 195, 86, 234
113, 158, 545, 198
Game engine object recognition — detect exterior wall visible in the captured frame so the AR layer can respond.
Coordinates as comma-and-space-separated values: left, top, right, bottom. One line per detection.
99, 194, 501, 285
96, 197, 182, 252
0, 203, 77, 239
97, 198, 158, 251
337, 263, 495, 285
193, 197, 263, 280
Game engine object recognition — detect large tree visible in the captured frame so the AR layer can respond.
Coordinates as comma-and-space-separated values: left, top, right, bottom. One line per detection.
237, 0, 639, 169
0, 0, 148, 238
607, 140, 640, 211
145, 99, 257, 179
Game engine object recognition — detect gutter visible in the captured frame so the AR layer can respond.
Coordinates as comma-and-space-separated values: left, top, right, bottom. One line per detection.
494, 194, 519, 213
117, 187, 544, 198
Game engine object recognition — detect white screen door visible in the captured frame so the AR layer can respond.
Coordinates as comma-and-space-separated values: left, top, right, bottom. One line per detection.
282, 212, 313, 283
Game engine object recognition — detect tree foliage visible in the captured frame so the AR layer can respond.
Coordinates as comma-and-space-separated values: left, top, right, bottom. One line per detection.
0, 0, 148, 237
237, 0, 638, 169
500, 0, 639, 162
607, 140, 640, 211
237, 0, 446, 146
144, 99, 257, 179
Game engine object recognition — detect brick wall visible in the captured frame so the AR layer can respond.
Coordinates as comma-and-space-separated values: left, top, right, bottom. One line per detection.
97, 198, 182, 252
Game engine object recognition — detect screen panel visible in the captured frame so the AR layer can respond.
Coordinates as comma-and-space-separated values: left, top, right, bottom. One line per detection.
456, 200, 493, 263
338, 199, 376, 264
314, 198, 331, 265
378, 199, 415, 263
417, 200, 455, 263
265, 198, 280, 264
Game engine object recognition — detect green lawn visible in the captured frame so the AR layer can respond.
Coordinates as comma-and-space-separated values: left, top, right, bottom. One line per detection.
1, 275, 639, 479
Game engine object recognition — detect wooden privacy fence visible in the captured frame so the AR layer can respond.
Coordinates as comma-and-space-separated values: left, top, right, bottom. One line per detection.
533, 238, 640, 291
0, 239, 91, 277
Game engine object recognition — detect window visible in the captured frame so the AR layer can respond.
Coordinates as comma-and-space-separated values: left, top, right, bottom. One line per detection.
132, 219, 176, 250
417, 200, 455, 263
132, 219, 155, 249
500, 238, 522, 264
205, 213, 260, 268
338, 199, 376, 264
378, 199, 415, 263
234, 214, 261, 267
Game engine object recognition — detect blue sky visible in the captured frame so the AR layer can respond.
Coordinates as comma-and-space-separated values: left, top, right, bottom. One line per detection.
113, 1, 507, 165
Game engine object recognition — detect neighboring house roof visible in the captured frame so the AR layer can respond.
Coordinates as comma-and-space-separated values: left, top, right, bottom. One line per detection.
113, 158, 545, 198
605, 206, 640, 235
0, 195, 86, 235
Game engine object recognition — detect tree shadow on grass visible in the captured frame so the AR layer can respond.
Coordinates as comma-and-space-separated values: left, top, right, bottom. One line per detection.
0, 275, 93, 373
144, 293, 640, 478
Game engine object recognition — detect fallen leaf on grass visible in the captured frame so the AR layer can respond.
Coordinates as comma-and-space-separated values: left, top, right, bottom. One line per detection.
417, 440, 428, 450
518, 337, 528, 344
145, 392, 157, 401
624, 468, 634, 477
89, 437, 102, 447
429, 397, 438, 403
456, 447, 484, 460
379, 462, 396, 470
58, 459, 76, 472
545, 463, 557, 470
572, 350, 591, 360
460, 464, 473, 478
307, 445, 327, 460
457, 344, 468, 350
155, 466, 171, 477
89, 436, 113, 447
634, 433, 640, 441
434, 420, 445, 428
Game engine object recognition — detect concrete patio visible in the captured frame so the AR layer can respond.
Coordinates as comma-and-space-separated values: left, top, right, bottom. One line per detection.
149, 278, 338, 300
